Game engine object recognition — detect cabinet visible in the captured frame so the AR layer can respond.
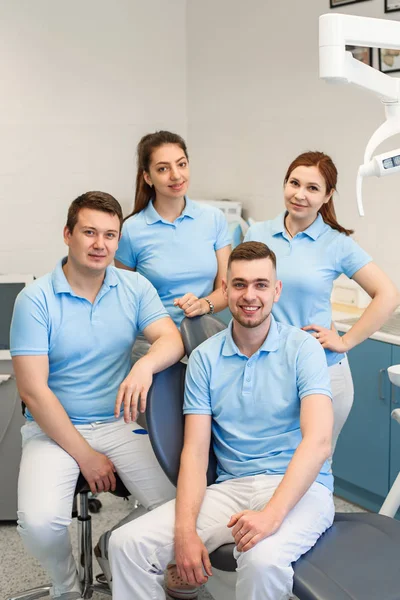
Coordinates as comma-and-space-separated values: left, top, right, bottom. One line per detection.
333, 338, 400, 516
0, 364, 24, 520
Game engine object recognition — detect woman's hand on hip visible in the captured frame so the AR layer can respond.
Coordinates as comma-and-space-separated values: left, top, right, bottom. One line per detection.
174, 293, 209, 318
302, 324, 349, 353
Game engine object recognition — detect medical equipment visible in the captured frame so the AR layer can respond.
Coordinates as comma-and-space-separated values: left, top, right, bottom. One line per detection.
379, 366, 400, 518
194, 198, 243, 222
193, 198, 249, 247
195, 200, 249, 248
0, 273, 34, 360
319, 13, 400, 216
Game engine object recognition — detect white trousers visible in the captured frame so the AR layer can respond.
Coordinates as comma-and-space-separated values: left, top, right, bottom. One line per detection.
329, 355, 354, 454
17, 418, 175, 598
109, 475, 334, 600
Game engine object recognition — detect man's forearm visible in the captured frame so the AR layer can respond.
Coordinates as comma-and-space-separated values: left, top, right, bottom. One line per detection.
144, 331, 184, 373
175, 450, 208, 534
263, 437, 331, 524
22, 388, 92, 462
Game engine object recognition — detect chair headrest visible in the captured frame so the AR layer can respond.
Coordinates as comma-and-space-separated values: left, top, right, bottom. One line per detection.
180, 314, 227, 356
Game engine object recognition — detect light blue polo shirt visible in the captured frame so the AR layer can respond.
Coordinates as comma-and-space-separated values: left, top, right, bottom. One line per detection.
184, 316, 333, 491
10, 259, 168, 424
245, 213, 372, 366
115, 198, 231, 327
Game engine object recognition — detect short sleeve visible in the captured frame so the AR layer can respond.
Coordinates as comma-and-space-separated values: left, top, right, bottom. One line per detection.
10, 291, 49, 356
296, 335, 332, 401
183, 349, 212, 415
336, 234, 372, 279
244, 224, 255, 242
137, 276, 169, 332
214, 210, 232, 251
244, 222, 266, 243
115, 222, 137, 269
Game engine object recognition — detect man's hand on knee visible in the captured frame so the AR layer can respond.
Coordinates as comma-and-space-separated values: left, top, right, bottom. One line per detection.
78, 449, 116, 494
228, 509, 282, 553
175, 530, 212, 586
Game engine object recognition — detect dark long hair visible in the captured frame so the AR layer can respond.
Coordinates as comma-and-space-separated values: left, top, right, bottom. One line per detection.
124, 131, 189, 221
284, 151, 353, 236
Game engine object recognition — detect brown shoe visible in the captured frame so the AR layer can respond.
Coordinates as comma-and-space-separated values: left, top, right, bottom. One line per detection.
165, 564, 200, 599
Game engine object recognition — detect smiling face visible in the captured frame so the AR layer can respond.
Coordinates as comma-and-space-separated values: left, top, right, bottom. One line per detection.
284, 165, 333, 228
143, 143, 189, 201
63, 207, 120, 274
223, 257, 282, 330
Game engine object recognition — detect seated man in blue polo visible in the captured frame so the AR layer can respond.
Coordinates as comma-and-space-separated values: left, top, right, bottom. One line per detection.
10, 191, 184, 600
109, 241, 334, 600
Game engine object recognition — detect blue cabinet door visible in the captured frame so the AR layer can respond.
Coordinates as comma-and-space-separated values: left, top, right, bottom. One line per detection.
390, 345, 400, 489
333, 339, 392, 497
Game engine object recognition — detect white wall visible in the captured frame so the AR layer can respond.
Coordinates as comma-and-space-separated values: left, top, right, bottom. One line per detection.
0, 0, 187, 276
3, 1, 400, 286
186, 0, 400, 288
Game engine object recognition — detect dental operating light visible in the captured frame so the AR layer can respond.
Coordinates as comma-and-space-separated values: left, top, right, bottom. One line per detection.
319, 13, 400, 216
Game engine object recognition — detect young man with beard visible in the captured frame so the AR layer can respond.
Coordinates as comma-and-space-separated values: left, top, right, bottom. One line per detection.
109, 241, 334, 600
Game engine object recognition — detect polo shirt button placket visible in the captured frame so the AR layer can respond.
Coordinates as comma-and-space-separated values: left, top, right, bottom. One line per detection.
243, 360, 252, 392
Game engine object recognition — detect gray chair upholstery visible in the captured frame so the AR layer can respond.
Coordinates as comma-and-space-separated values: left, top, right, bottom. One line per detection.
180, 314, 227, 357
145, 315, 400, 600
146, 361, 217, 488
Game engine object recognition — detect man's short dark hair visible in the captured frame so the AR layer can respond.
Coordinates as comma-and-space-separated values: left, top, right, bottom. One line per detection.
66, 191, 123, 233
228, 241, 277, 270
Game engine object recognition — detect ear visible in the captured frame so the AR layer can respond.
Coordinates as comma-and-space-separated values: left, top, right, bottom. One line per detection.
222, 278, 228, 300
273, 279, 283, 304
143, 171, 152, 188
63, 225, 72, 247
324, 189, 334, 204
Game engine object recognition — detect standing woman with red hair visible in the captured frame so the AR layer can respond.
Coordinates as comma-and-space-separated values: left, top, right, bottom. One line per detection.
245, 151, 399, 452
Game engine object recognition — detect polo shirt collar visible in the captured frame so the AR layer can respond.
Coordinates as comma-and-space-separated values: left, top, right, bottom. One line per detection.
222, 314, 280, 357
52, 258, 118, 296
302, 213, 326, 240
144, 197, 195, 225
270, 213, 286, 236
271, 212, 326, 241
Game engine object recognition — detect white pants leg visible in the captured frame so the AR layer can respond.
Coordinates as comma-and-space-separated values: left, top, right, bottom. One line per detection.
109, 476, 334, 600
17, 419, 175, 598
109, 477, 253, 600
235, 479, 334, 600
17, 422, 82, 598
329, 356, 354, 453
91, 419, 175, 510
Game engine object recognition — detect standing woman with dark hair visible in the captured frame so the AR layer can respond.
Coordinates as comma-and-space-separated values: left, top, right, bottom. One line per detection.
245, 151, 399, 452
113, 132, 231, 599
115, 131, 231, 334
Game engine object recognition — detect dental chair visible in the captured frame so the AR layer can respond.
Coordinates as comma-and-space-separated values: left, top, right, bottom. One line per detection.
145, 314, 400, 600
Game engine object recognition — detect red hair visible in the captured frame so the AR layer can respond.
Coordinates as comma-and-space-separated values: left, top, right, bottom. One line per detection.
284, 151, 353, 236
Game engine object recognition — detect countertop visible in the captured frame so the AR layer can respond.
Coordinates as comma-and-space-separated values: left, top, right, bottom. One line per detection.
332, 303, 400, 346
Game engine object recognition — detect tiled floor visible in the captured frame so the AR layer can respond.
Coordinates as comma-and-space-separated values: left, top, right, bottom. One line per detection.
0, 493, 366, 600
